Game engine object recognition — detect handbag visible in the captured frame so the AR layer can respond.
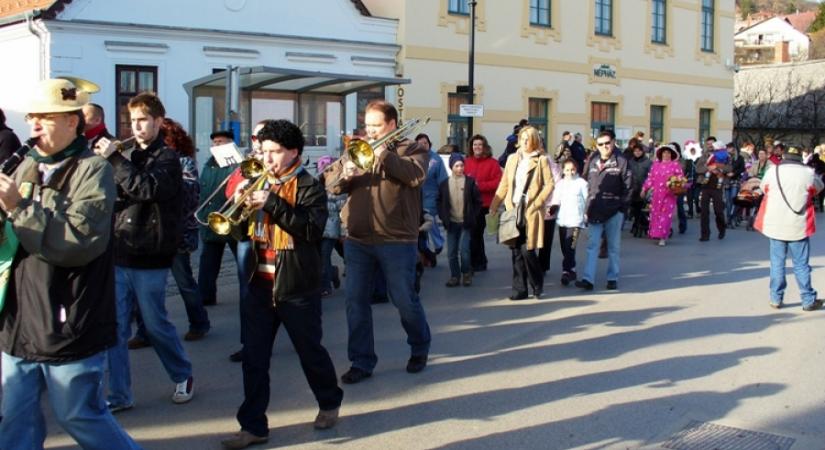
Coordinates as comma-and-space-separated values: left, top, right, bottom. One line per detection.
498, 161, 536, 246
498, 208, 520, 246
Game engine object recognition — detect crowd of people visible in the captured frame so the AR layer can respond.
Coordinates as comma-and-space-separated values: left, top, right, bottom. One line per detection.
0, 77, 822, 450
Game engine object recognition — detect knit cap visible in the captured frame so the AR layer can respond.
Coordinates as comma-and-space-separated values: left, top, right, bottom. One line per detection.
449, 152, 465, 169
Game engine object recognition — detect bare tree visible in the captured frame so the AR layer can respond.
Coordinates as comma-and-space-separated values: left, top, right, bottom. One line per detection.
734, 66, 825, 148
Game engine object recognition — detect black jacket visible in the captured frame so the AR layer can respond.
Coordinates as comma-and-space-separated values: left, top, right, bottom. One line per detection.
0, 125, 21, 165
109, 134, 182, 268
243, 169, 327, 303
584, 153, 633, 223
437, 176, 482, 229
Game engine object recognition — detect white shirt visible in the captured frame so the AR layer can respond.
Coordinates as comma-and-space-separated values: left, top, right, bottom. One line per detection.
512, 151, 538, 205
552, 176, 589, 228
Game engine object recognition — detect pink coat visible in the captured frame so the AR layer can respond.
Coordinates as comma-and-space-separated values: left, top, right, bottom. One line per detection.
642, 160, 684, 239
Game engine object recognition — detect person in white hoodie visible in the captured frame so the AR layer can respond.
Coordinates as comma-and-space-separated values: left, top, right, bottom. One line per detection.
754, 146, 824, 311
551, 159, 589, 286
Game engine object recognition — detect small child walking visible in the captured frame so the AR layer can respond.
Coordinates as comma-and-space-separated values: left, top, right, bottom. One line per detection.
437, 153, 482, 287
550, 159, 589, 285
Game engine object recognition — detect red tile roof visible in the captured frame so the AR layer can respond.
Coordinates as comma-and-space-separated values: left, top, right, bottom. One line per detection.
0, 0, 71, 20
783, 11, 816, 34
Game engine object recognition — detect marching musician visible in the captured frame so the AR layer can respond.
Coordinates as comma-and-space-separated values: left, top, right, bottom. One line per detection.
324, 100, 432, 383
94, 92, 195, 411
0, 78, 140, 449
221, 119, 342, 449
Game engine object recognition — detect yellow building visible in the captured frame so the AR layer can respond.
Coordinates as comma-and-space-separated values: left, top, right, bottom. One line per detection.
363, 0, 736, 152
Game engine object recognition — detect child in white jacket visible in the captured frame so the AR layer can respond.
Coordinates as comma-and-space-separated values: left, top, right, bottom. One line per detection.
551, 159, 589, 285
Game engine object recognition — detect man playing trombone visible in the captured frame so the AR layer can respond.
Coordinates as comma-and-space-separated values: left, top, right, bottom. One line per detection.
324, 100, 432, 383
221, 119, 342, 449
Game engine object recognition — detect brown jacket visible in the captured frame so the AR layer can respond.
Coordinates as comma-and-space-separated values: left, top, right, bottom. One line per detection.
489, 152, 554, 250
325, 138, 428, 244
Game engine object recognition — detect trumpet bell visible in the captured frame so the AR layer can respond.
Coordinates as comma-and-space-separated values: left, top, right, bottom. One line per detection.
347, 140, 375, 171
240, 159, 265, 179
207, 211, 232, 236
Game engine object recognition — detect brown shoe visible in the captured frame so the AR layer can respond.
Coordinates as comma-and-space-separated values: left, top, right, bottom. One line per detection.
183, 330, 207, 341
461, 273, 472, 286
221, 430, 268, 449
313, 407, 339, 430
127, 337, 151, 350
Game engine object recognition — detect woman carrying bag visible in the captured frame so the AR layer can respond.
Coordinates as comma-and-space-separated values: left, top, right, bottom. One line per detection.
488, 126, 554, 300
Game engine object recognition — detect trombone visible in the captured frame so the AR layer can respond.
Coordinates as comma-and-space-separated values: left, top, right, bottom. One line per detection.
326, 117, 430, 190
345, 117, 431, 171
194, 158, 267, 236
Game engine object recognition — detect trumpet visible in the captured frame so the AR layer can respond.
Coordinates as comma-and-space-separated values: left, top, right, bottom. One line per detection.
194, 158, 266, 236
345, 117, 431, 171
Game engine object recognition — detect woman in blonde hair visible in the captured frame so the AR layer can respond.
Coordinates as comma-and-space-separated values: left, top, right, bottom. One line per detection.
489, 126, 554, 300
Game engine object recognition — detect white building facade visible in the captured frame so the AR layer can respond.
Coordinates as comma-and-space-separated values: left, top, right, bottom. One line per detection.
0, 0, 404, 165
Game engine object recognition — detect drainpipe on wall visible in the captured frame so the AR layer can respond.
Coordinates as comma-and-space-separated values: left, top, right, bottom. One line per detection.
26, 11, 48, 81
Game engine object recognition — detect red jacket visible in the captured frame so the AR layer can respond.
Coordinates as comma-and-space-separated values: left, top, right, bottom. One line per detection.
464, 155, 502, 208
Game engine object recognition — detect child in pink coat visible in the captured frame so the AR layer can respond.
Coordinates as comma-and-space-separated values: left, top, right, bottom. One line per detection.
642, 145, 685, 246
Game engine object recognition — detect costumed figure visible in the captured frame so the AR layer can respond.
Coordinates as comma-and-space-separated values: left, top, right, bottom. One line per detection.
641, 144, 686, 246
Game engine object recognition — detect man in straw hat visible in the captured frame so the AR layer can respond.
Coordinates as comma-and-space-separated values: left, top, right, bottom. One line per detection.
0, 78, 140, 448
754, 146, 824, 311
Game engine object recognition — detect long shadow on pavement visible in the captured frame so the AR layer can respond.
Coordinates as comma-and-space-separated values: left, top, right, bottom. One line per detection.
259, 349, 780, 448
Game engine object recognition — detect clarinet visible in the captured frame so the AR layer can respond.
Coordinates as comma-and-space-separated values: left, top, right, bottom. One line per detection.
0, 137, 38, 222
0, 137, 37, 176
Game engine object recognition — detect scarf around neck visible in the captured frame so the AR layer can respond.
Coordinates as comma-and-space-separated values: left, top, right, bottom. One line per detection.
250, 159, 304, 250
28, 136, 87, 164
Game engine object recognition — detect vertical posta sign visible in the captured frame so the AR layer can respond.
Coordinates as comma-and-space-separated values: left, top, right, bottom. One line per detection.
397, 87, 405, 121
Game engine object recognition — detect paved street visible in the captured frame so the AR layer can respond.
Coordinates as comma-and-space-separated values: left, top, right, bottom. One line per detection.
44, 221, 825, 450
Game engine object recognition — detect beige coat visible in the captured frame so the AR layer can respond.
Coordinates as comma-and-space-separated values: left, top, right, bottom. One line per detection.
489, 152, 554, 250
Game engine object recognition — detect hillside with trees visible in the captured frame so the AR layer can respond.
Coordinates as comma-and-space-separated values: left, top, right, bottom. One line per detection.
737, 0, 819, 18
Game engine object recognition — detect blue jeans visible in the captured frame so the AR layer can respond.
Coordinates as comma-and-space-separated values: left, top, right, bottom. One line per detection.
320, 238, 337, 291
198, 239, 253, 345
136, 252, 209, 337
424, 207, 445, 252
676, 194, 687, 233
582, 212, 624, 285
0, 352, 141, 450
107, 267, 193, 407
344, 240, 431, 372
769, 238, 817, 308
198, 240, 252, 305
446, 222, 471, 278
725, 184, 739, 222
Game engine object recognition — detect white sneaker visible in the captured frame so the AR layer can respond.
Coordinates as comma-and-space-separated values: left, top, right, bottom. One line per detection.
658, 239, 666, 247
172, 376, 194, 404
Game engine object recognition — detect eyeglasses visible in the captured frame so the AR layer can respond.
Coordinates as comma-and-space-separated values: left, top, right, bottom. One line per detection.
596, 141, 612, 147
25, 113, 66, 124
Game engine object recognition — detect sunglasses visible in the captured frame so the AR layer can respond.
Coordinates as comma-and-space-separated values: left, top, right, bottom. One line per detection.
25, 113, 67, 123
596, 141, 612, 147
